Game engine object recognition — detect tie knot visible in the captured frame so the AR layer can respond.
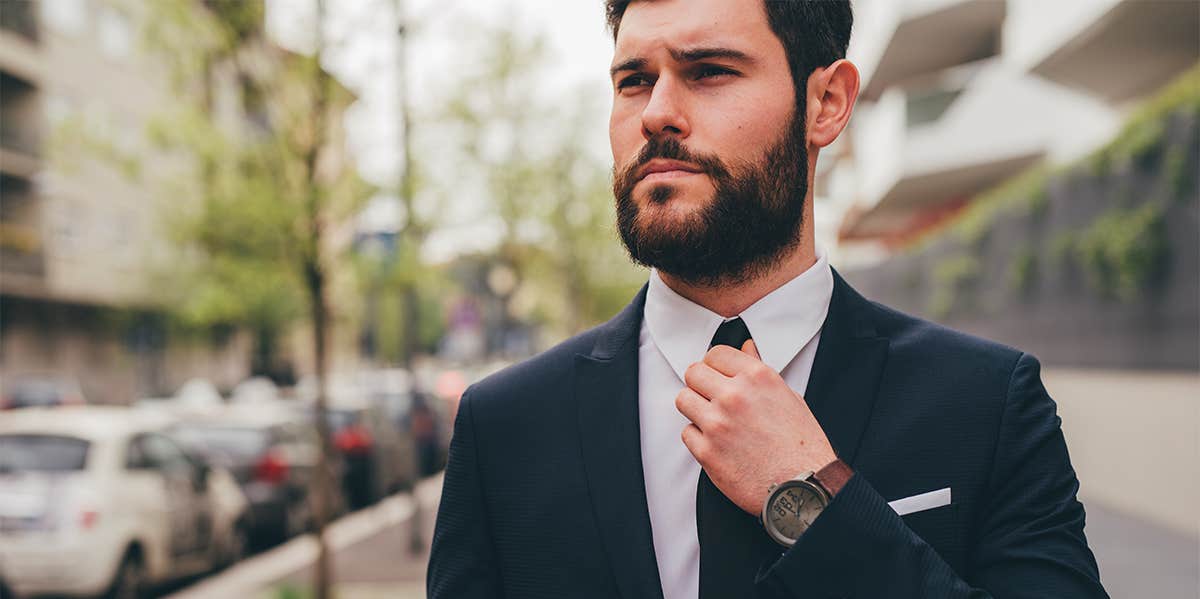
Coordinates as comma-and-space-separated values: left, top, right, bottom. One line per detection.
709, 317, 752, 349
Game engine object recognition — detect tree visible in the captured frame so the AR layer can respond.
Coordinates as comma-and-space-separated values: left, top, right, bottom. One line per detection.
437, 25, 644, 341
138, 2, 368, 596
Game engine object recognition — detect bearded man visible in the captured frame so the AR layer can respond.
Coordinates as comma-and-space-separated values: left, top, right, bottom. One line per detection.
428, 1, 1108, 597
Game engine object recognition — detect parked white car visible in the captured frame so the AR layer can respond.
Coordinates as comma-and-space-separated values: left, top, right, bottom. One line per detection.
0, 406, 248, 598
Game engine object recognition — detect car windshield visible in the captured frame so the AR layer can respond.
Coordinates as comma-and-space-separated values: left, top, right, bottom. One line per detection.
0, 435, 89, 472
325, 409, 360, 430
8, 382, 65, 408
170, 425, 270, 459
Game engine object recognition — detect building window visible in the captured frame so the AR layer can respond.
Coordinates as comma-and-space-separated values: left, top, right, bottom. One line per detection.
906, 87, 964, 129
0, 0, 39, 41
40, 0, 87, 36
45, 94, 78, 128
97, 8, 132, 59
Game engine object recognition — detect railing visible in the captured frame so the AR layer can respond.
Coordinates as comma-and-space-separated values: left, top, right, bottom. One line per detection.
0, 1, 38, 42
0, 222, 45, 278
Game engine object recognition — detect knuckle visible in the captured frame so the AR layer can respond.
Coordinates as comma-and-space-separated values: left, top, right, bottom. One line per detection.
709, 415, 728, 436
750, 363, 772, 383
725, 389, 746, 410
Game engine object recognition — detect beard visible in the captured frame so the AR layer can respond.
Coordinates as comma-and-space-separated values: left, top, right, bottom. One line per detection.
612, 111, 809, 288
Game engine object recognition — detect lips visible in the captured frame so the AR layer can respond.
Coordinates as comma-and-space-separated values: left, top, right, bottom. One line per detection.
636, 159, 704, 182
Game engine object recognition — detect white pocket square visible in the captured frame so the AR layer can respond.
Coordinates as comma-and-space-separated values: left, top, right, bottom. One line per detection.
888, 487, 952, 516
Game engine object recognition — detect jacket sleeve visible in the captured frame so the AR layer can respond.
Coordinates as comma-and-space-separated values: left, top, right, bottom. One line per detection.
754, 353, 1108, 598
427, 388, 505, 598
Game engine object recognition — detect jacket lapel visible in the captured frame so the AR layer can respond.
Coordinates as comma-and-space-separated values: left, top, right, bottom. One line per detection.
805, 270, 890, 465
573, 272, 888, 598
575, 285, 665, 599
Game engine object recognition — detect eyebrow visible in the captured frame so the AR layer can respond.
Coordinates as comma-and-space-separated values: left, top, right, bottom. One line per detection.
609, 46, 756, 78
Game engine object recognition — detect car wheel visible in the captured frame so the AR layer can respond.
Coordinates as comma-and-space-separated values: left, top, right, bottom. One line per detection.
284, 501, 307, 539
108, 552, 146, 599
224, 523, 249, 568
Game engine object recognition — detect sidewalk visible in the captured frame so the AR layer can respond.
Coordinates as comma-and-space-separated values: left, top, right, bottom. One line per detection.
264, 473, 443, 599
163, 475, 442, 599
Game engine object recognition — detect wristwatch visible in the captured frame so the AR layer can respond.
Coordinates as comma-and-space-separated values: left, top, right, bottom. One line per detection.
761, 459, 853, 547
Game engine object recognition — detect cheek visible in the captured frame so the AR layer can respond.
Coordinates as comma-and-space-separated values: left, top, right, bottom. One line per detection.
704, 92, 794, 155
609, 102, 646, 166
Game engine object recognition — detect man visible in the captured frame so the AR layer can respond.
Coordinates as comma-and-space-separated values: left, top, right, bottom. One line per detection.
428, 0, 1108, 597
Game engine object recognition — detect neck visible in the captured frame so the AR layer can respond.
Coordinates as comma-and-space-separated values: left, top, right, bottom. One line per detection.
658, 242, 817, 318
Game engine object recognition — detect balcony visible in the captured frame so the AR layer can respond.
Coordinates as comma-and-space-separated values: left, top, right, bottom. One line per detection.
837, 61, 1119, 243
852, 0, 1005, 101
0, 70, 41, 160
0, 174, 45, 283
0, 1, 37, 42
1023, 0, 1200, 104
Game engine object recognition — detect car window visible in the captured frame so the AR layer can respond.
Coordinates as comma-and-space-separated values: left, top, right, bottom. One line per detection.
8, 382, 63, 408
325, 409, 359, 430
170, 425, 270, 459
0, 434, 89, 472
125, 437, 149, 469
136, 433, 195, 474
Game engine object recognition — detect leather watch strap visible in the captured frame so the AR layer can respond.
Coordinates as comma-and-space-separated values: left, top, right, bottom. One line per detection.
813, 459, 853, 497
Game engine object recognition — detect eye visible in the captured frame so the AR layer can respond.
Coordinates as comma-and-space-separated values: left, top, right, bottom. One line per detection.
693, 65, 737, 81
616, 74, 653, 91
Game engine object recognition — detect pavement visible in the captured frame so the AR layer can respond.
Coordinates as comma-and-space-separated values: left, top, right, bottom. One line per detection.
163, 475, 441, 599
162, 469, 1198, 599
1086, 501, 1200, 598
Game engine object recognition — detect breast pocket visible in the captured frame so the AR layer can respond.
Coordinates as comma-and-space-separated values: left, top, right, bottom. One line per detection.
901, 502, 965, 569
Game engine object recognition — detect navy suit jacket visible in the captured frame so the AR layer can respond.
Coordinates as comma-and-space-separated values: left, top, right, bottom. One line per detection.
428, 271, 1107, 598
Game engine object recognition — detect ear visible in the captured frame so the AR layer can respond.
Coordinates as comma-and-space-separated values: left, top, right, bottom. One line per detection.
805, 59, 860, 149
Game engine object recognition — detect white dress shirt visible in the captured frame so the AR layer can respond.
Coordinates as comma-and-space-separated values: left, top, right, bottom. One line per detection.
638, 248, 834, 599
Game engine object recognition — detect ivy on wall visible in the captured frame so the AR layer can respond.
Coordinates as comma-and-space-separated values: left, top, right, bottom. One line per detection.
1074, 202, 1169, 301
921, 64, 1199, 317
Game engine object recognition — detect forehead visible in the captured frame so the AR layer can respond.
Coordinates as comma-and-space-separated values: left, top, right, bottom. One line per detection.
614, 0, 776, 61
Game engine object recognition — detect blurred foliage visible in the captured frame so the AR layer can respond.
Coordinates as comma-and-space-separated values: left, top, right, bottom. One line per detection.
1074, 202, 1168, 301
1089, 63, 1200, 174
272, 585, 310, 599
930, 255, 980, 319
918, 63, 1199, 316
133, 0, 371, 376
1008, 246, 1039, 297
437, 25, 644, 339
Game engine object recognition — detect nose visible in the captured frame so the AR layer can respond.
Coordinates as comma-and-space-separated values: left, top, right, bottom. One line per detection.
640, 75, 690, 140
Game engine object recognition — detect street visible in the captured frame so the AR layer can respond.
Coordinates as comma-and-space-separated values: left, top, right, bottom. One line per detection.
162, 475, 442, 599
161, 473, 1198, 599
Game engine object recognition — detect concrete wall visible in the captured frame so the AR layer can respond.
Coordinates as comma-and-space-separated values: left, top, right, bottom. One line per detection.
1047, 368, 1200, 537
844, 108, 1200, 371
0, 296, 252, 403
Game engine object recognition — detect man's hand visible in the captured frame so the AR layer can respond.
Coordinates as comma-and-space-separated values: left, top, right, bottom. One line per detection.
676, 340, 838, 515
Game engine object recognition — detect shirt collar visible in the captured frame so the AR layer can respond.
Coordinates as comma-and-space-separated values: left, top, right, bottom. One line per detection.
644, 248, 834, 381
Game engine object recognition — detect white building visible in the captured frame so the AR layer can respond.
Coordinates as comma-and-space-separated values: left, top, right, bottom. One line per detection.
819, 0, 1198, 267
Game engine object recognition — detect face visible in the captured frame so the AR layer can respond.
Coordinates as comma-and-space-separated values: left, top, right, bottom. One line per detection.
609, 0, 809, 286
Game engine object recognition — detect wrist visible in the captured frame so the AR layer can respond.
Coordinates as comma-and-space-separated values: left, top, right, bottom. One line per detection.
812, 459, 853, 498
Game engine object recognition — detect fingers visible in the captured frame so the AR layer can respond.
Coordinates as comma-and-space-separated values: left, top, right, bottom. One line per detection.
684, 360, 729, 399
675, 386, 714, 430
681, 422, 705, 461
742, 339, 761, 360
702, 344, 760, 377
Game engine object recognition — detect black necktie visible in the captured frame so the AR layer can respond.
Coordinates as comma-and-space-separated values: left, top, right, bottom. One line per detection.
698, 318, 783, 598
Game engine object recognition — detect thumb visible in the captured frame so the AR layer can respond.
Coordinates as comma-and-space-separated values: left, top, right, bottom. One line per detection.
741, 339, 762, 361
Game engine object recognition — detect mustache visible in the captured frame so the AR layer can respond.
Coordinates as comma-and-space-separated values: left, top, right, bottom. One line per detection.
614, 136, 730, 192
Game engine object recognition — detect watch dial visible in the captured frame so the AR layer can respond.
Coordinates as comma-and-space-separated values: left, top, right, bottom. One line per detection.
768, 484, 825, 541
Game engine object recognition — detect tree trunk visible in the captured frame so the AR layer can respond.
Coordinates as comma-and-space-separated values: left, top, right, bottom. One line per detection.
307, 261, 334, 599
309, 3, 334, 597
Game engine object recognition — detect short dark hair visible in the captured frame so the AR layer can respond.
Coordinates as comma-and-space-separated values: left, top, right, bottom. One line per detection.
604, 0, 853, 102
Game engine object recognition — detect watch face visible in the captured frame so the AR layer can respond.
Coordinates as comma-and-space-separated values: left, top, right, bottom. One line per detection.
765, 481, 827, 545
